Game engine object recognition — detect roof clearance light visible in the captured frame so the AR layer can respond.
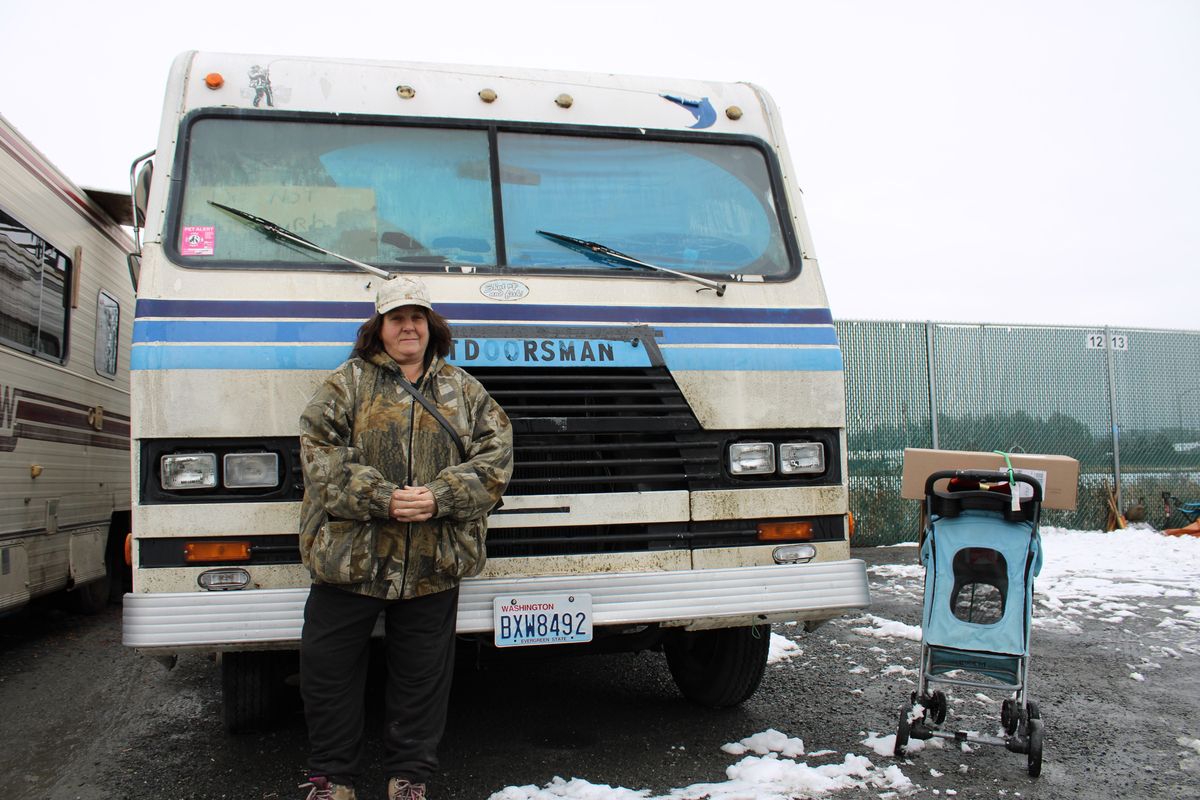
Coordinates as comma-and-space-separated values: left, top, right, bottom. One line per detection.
198, 568, 251, 591
223, 452, 280, 488
729, 442, 775, 475
204, 73, 224, 89
161, 453, 217, 490
779, 442, 825, 475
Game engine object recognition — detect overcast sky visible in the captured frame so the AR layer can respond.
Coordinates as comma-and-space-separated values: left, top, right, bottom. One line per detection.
3, 0, 1197, 331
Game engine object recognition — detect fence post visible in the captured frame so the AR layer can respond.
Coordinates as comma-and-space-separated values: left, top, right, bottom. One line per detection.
926, 322, 939, 449
1105, 325, 1122, 511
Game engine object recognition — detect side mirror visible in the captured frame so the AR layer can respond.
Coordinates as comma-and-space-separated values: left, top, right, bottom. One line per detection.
127, 151, 155, 263
133, 160, 153, 229
126, 252, 141, 291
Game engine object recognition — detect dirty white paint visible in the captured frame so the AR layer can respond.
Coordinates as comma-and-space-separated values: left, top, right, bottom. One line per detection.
692, 540, 850, 569
488, 491, 688, 529
481, 549, 691, 579
133, 501, 300, 539
691, 485, 848, 521
674, 369, 846, 430
134, 563, 310, 594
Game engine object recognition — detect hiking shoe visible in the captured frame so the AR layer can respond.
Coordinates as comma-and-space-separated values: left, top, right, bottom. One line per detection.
299, 775, 357, 800
387, 777, 427, 800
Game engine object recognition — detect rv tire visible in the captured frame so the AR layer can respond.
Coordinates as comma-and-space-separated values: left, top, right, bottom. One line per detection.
664, 624, 770, 708
222, 650, 296, 733
71, 573, 111, 615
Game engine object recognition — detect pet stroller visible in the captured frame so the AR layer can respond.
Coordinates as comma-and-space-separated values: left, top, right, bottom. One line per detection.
894, 469, 1045, 777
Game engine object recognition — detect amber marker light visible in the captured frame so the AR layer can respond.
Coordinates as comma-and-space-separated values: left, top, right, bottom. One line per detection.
848, 511, 856, 540
757, 521, 813, 541
125, 533, 133, 566
204, 73, 225, 89
184, 541, 251, 563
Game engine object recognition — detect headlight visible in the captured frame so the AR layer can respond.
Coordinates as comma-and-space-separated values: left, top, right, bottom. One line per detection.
161, 453, 217, 489
728, 442, 775, 475
779, 442, 825, 475
223, 452, 280, 488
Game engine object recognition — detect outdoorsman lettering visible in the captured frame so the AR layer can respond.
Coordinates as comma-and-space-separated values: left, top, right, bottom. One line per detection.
450, 338, 615, 364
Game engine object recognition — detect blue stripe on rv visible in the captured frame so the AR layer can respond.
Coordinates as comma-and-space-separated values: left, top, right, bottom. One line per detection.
129, 343, 843, 372
134, 299, 836, 326
132, 320, 841, 346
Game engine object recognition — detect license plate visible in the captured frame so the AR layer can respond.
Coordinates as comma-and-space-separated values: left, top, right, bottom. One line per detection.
492, 593, 593, 648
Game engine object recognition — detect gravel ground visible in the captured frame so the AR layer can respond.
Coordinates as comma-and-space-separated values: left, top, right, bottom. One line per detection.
1, 545, 1197, 800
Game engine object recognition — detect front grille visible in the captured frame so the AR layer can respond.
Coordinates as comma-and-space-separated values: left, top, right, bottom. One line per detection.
468, 367, 722, 495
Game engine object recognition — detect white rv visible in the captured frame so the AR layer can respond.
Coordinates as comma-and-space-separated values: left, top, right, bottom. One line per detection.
0, 115, 134, 616
123, 52, 870, 730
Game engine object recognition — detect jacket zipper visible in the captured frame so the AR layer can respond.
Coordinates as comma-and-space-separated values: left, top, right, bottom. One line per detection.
399, 374, 418, 598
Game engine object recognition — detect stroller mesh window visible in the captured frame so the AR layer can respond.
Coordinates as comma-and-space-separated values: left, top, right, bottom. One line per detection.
950, 547, 1008, 625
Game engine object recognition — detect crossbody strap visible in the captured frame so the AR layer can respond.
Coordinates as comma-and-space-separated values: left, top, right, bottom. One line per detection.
398, 377, 469, 463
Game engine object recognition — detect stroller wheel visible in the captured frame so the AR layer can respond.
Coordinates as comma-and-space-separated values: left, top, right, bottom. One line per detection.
1027, 717, 1044, 777
929, 690, 948, 724
1001, 698, 1019, 734
1027, 700, 1041, 720
894, 706, 911, 758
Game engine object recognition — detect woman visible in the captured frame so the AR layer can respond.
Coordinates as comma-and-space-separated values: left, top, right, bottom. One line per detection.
297, 276, 512, 800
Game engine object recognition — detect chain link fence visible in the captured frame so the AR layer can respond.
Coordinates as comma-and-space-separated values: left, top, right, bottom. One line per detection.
838, 321, 1200, 545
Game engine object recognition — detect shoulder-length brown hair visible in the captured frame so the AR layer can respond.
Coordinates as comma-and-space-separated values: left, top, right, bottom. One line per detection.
351, 306, 453, 370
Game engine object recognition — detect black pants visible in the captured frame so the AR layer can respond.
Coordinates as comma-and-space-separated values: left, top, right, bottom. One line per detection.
301, 582, 459, 785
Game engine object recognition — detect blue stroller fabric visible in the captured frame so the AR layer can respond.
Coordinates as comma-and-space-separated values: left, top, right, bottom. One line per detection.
921, 509, 1043, 657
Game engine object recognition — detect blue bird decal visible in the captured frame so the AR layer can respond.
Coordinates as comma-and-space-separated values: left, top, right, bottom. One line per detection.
661, 94, 718, 129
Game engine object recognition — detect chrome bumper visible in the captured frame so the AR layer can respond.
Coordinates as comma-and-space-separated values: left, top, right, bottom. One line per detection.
123, 559, 870, 653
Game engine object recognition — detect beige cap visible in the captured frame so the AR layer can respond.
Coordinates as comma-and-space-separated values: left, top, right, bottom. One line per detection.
376, 276, 433, 315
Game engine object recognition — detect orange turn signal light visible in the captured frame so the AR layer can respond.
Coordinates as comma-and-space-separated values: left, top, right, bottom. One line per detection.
125, 532, 133, 566
848, 511, 856, 540
204, 72, 225, 89
184, 540, 251, 563
757, 521, 813, 541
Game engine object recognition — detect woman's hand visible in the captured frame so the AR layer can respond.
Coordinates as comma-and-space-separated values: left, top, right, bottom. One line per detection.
390, 485, 438, 522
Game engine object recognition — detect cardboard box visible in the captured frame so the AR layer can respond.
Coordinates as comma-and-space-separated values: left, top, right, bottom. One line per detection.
900, 448, 1080, 510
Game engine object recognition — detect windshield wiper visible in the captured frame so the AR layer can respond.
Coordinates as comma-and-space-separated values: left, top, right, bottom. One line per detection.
210, 201, 392, 279
536, 230, 726, 296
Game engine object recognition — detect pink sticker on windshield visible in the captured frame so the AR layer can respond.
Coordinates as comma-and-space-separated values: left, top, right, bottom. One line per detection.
181, 226, 215, 256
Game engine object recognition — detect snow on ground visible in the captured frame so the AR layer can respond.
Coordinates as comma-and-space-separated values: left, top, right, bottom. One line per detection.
866, 564, 925, 580
489, 749, 915, 800
863, 526, 1200, 646
767, 633, 803, 664
489, 528, 1200, 800
849, 615, 923, 642
1035, 527, 1200, 622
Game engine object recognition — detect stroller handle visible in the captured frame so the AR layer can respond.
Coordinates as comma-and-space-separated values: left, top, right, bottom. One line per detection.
924, 469, 1044, 504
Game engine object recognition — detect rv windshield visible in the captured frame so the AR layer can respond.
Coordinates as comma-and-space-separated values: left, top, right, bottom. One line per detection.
174, 117, 793, 277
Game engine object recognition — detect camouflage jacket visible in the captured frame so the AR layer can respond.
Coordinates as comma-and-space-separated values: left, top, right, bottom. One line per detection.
298, 352, 513, 599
